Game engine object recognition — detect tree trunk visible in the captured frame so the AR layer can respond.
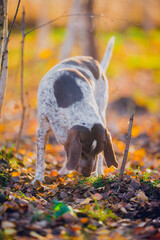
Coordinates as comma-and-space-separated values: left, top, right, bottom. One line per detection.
36, 0, 52, 55
59, 0, 81, 60
79, 0, 98, 59
59, 0, 98, 60
0, 0, 8, 116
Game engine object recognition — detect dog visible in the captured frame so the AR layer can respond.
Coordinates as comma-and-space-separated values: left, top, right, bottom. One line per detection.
32, 37, 118, 184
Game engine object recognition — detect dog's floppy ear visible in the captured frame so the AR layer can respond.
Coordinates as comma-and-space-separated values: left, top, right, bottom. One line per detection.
65, 128, 82, 170
103, 129, 118, 168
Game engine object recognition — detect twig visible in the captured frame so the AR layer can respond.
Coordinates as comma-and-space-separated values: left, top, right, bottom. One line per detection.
1, 0, 21, 69
16, 7, 25, 152
118, 113, 134, 181
24, 12, 138, 37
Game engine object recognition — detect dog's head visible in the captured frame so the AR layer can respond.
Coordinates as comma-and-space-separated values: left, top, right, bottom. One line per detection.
64, 124, 118, 177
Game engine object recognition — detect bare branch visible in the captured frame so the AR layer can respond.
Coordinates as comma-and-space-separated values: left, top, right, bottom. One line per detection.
118, 113, 134, 181
16, 6, 25, 152
25, 12, 137, 37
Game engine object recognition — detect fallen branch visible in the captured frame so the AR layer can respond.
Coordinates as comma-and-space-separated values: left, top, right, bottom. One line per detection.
16, 7, 25, 152
118, 113, 134, 181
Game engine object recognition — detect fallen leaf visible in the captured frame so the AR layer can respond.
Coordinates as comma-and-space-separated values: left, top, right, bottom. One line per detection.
4, 228, 17, 235
137, 191, 148, 201
92, 193, 103, 200
80, 198, 92, 205
30, 231, 44, 239
1, 221, 16, 229
120, 207, 127, 214
80, 218, 89, 224
50, 170, 58, 177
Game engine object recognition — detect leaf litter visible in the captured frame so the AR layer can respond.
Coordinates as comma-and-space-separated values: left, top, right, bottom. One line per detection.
0, 112, 160, 239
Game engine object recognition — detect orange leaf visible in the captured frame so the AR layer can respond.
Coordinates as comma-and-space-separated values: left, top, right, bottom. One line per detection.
50, 170, 58, 177
104, 166, 116, 174
80, 218, 89, 224
11, 172, 20, 177
70, 225, 81, 231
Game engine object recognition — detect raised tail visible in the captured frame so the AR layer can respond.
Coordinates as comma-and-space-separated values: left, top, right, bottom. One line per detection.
100, 36, 115, 73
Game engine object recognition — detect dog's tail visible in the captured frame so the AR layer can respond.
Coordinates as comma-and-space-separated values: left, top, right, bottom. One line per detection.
101, 36, 115, 73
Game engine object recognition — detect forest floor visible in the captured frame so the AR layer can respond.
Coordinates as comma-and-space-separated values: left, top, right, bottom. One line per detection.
0, 106, 160, 240
0, 27, 160, 239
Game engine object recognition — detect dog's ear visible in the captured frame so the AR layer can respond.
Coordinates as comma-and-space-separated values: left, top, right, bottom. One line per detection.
65, 128, 82, 170
103, 129, 118, 168
91, 124, 105, 157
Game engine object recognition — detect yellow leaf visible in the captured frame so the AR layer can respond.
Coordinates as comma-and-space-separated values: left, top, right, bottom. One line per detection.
24, 156, 32, 163
30, 231, 44, 239
80, 198, 92, 205
0, 124, 5, 132
4, 228, 17, 235
132, 126, 141, 137
27, 151, 34, 157
115, 140, 125, 152
38, 48, 52, 60
11, 171, 20, 177
132, 148, 146, 162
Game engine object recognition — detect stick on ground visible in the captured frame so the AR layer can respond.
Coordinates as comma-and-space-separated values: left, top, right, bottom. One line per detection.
118, 113, 134, 181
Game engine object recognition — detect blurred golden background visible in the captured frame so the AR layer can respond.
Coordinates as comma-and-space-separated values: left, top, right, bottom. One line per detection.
0, 0, 160, 146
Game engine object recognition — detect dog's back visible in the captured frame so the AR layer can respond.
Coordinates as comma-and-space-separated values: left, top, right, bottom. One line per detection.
38, 57, 104, 144
37, 37, 115, 144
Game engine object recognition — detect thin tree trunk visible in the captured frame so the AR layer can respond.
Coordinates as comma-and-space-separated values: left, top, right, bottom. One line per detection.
80, 0, 98, 59
0, 0, 8, 116
0, 0, 4, 62
16, 7, 25, 152
36, 0, 52, 53
59, 0, 81, 60
59, 0, 98, 60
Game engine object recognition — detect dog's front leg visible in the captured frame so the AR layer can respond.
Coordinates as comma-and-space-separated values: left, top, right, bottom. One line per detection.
32, 125, 49, 184
58, 156, 70, 175
95, 153, 104, 177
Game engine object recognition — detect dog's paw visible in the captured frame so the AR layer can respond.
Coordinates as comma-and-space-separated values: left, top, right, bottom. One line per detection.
58, 168, 70, 175
94, 168, 104, 178
31, 178, 44, 185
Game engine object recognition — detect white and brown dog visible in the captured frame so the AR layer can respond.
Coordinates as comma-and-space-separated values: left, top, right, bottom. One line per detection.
32, 37, 118, 184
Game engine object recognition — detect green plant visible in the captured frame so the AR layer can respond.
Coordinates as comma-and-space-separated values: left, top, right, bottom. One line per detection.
7, 145, 15, 159
77, 176, 115, 189
52, 199, 70, 218
81, 199, 118, 223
